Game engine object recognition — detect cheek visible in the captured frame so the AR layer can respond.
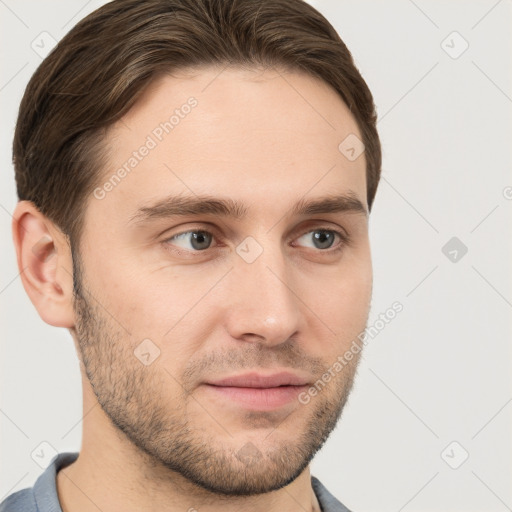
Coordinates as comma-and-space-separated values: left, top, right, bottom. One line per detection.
87, 259, 212, 367
306, 254, 372, 341
85, 244, 182, 323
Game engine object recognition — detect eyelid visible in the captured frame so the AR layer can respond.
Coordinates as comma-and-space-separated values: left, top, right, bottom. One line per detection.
163, 225, 222, 245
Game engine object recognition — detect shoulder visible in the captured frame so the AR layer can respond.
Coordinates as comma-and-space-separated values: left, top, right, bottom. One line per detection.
0, 451, 79, 512
311, 475, 354, 512
0, 487, 37, 512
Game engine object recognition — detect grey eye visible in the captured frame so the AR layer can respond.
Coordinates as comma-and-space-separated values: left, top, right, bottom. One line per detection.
296, 229, 338, 250
168, 230, 214, 251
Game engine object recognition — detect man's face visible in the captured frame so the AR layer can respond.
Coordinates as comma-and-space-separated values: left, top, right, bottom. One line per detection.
72, 66, 372, 495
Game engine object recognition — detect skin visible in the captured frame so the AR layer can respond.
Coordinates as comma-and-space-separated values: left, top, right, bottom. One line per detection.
12, 65, 372, 512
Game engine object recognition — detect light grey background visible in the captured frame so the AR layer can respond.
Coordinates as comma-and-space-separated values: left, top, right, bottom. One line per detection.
1, 1, 511, 511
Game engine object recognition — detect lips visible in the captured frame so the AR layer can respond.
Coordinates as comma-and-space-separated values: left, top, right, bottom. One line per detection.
202, 371, 311, 410
204, 371, 310, 388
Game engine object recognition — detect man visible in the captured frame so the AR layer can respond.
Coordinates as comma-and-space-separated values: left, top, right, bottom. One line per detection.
2, 0, 381, 511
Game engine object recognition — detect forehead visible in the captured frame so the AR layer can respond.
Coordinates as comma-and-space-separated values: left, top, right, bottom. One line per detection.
87, 66, 367, 230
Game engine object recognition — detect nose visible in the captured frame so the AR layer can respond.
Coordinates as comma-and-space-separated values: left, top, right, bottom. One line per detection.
223, 245, 303, 346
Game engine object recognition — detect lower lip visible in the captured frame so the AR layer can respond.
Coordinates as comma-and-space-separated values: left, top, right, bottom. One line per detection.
203, 384, 308, 410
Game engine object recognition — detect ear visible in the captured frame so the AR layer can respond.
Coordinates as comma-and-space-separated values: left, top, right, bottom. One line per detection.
12, 200, 76, 328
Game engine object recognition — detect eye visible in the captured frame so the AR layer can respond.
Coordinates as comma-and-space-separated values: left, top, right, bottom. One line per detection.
162, 226, 349, 256
294, 228, 347, 251
165, 229, 214, 251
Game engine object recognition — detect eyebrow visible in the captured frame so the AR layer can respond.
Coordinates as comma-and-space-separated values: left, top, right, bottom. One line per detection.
128, 191, 368, 225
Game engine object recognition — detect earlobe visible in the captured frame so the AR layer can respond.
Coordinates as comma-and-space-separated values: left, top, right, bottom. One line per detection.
12, 201, 76, 328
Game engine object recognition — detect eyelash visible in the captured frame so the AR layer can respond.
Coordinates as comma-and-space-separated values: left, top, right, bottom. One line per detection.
161, 226, 350, 256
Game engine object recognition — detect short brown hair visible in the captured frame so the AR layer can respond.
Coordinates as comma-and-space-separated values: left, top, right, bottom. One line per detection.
13, 0, 381, 251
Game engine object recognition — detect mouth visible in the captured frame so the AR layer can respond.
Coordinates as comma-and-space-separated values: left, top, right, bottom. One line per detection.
202, 383, 309, 410
202, 371, 311, 410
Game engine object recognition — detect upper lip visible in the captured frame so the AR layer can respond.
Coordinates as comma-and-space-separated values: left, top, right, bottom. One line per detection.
205, 371, 310, 388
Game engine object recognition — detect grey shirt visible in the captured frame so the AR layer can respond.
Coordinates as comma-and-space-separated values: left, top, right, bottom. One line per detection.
0, 452, 352, 512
